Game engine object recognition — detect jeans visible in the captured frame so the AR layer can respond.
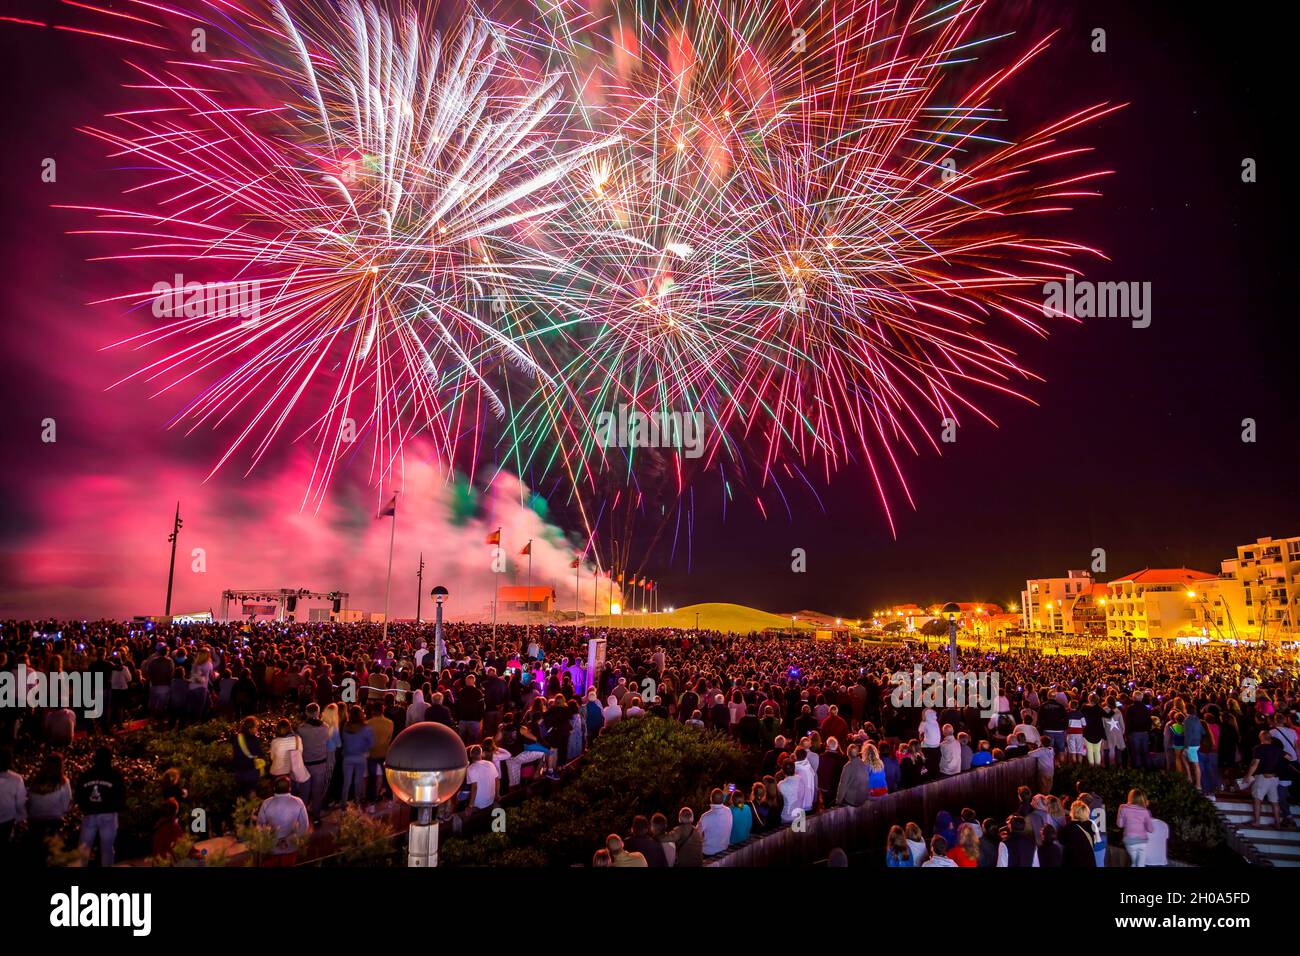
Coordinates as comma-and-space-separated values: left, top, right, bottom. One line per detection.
458, 720, 482, 743
79, 812, 118, 866
1199, 751, 1220, 794
1047, 730, 1066, 754
341, 758, 367, 805
1127, 732, 1149, 769
304, 763, 328, 819
1124, 837, 1148, 867
149, 685, 170, 715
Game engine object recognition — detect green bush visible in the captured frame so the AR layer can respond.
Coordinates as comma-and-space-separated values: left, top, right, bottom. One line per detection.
328, 806, 397, 867
1070, 766, 1229, 864
442, 717, 753, 867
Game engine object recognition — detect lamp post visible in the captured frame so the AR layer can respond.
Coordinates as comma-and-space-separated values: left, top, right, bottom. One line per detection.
1123, 629, 1134, 679
430, 586, 448, 674
385, 722, 468, 867
941, 602, 961, 673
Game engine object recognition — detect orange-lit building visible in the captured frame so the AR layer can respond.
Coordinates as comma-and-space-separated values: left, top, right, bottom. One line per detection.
1103, 568, 1215, 641
498, 585, 555, 613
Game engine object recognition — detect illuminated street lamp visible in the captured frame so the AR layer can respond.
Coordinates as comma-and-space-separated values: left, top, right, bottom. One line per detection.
385, 722, 468, 867
941, 602, 961, 673
429, 585, 449, 672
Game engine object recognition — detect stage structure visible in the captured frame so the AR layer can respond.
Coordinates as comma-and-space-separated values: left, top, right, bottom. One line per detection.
220, 588, 349, 622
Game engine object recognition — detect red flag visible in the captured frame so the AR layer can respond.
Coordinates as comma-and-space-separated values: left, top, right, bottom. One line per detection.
648, 580, 654, 590
485, 528, 501, 546
569, 557, 580, 569
520, 540, 532, 556
378, 493, 397, 517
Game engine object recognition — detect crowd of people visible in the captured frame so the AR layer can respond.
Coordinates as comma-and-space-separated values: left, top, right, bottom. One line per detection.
0, 616, 1297, 867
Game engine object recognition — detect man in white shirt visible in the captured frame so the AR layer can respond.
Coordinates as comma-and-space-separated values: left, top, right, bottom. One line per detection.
778, 770, 803, 823
1012, 711, 1042, 746
602, 695, 623, 726
793, 749, 817, 811
698, 788, 732, 855
462, 745, 499, 811
939, 724, 962, 776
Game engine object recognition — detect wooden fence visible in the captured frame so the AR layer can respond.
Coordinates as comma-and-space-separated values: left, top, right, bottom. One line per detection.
706, 756, 1038, 867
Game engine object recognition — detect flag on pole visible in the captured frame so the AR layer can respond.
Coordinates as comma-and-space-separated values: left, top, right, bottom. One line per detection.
569, 557, 580, 569
485, 528, 501, 545
520, 541, 532, 556
378, 493, 397, 517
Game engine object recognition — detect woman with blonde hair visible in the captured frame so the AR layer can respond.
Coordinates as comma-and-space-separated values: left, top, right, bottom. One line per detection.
864, 743, 888, 797
1061, 800, 1097, 867
948, 821, 981, 867
904, 821, 928, 865
187, 648, 213, 720
1117, 788, 1156, 867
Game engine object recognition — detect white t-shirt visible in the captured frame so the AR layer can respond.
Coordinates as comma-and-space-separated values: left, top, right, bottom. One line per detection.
464, 759, 499, 809
1146, 818, 1169, 865
1013, 723, 1041, 745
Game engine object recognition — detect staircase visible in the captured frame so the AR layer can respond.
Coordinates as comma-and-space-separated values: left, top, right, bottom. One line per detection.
1209, 789, 1300, 866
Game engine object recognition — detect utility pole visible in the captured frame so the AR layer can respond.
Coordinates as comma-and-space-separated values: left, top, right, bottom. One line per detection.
165, 502, 183, 619
416, 553, 425, 624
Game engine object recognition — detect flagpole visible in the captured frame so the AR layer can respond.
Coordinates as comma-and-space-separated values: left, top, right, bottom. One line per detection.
526, 540, 533, 645
490, 528, 500, 643
574, 558, 580, 636
381, 493, 397, 644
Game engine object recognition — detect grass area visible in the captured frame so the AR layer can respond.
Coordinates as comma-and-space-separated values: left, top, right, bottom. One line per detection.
583, 601, 816, 634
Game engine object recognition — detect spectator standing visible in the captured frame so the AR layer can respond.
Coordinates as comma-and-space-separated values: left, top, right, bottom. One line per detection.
75, 746, 125, 866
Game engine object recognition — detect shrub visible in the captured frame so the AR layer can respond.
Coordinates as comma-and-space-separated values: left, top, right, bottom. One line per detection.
442, 717, 753, 867
329, 806, 397, 867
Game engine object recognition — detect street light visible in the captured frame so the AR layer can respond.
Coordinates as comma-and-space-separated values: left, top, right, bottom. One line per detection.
385, 721, 468, 867
941, 602, 961, 673
430, 586, 449, 673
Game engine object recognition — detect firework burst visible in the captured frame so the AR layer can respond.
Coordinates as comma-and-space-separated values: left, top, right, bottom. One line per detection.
23, 0, 1115, 534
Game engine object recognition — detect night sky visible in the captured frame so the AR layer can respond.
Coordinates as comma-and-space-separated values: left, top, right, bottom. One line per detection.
0, 0, 1295, 620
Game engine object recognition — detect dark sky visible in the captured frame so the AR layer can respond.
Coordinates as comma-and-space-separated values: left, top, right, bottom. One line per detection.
636, 0, 1300, 613
0, 0, 1295, 619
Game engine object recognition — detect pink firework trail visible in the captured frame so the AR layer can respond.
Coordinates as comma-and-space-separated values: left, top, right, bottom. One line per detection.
18, 0, 1117, 534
